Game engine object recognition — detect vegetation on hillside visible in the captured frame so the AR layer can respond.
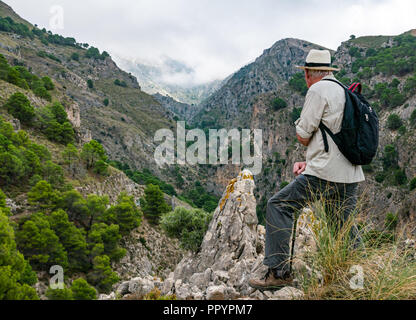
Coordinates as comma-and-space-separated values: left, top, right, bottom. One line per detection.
160, 207, 212, 252
0, 99, 142, 299
0, 54, 54, 101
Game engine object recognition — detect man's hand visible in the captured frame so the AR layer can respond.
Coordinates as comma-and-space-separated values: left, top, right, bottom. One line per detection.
293, 162, 307, 176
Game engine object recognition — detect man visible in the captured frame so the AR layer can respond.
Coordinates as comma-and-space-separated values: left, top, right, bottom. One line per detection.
249, 49, 365, 290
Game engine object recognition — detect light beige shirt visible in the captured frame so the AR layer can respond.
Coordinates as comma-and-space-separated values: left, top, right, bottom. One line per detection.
295, 74, 365, 184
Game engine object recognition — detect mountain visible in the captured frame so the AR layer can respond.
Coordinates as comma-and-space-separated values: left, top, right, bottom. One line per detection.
191, 38, 330, 129
114, 55, 223, 105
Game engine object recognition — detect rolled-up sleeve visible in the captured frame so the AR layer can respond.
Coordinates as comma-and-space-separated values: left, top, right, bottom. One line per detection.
295, 89, 326, 139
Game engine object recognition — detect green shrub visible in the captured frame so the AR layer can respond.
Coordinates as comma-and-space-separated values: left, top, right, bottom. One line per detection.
291, 107, 302, 124
114, 79, 127, 87
46, 286, 73, 300
160, 207, 212, 252
142, 184, 171, 225
4, 92, 35, 124
15, 212, 68, 269
93, 160, 109, 176
42, 76, 54, 90
33, 86, 52, 102
81, 140, 107, 169
410, 177, 416, 191
0, 209, 39, 300
289, 73, 308, 96
87, 255, 119, 293
410, 109, 416, 127
27, 180, 60, 210
87, 79, 93, 89
385, 212, 398, 232
0, 152, 25, 185
386, 114, 403, 130
70, 278, 97, 300
393, 169, 407, 186
382, 144, 398, 171
102, 192, 142, 234
271, 97, 287, 111
48, 210, 90, 272
398, 125, 407, 135
103, 98, 109, 106
87, 223, 125, 261
70, 52, 79, 61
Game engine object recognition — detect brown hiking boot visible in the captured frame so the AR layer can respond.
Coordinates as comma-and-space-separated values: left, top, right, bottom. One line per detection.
248, 269, 293, 291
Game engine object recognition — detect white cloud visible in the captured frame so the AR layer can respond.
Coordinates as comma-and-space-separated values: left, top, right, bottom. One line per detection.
4, 0, 416, 84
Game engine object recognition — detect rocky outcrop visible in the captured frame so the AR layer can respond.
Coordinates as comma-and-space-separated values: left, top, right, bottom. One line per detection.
162, 169, 266, 300
113, 219, 186, 281
108, 169, 319, 300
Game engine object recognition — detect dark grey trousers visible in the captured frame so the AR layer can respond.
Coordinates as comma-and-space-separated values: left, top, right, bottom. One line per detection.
263, 174, 360, 274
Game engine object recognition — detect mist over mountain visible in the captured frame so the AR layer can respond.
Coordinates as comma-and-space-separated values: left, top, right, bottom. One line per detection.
113, 55, 224, 105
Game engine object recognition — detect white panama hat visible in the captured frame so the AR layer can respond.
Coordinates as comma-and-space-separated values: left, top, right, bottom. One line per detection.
296, 49, 340, 71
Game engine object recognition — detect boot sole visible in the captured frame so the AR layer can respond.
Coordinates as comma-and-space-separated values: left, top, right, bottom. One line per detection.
248, 282, 292, 291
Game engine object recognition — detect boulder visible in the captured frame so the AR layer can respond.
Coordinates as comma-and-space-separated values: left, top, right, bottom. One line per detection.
127, 277, 155, 297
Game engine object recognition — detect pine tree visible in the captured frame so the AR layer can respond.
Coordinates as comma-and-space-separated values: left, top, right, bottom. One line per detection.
70, 278, 97, 300
4, 92, 35, 124
0, 209, 39, 300
142, 184, 171, 225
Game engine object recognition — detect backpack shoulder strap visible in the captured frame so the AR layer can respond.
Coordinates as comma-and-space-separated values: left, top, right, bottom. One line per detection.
319, 123, 336, 153
321, 78, 348, 89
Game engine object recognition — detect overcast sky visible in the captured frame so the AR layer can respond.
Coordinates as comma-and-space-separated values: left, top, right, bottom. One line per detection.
5, 0, 416, 84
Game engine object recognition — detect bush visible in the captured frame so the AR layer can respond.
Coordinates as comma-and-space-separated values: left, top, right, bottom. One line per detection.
398, 125, 407, 135
33, 86, 52, 102
410, 109, 416, 127
271, 97, 287, 111
48, 210, 89, 272
70, 278, 97, 300
0, 152, 25, 185
93, 160, 109, 176
142, 184, 171, 225
87, 79, 93, 89
70, 52, 80, 61
0, 209, 39, 300
289, 73, 308, 96
42, 76, 54, 90
382, 144, 398, 171
88, 223, 125, 261
81, 140, 107, 169
87, 255, 119, 293
85, 47, 108, 60
15, 212, 68, 269
393, 169, 407, 186
410, 177, 416, 191
114, 79, 127, 87
160, 207, 212, 252
46, 286, 73, 300
4, 92, 35, 124
103, 98, 109, 106
102, 192, 141, 234
386, 114, 403, 130
27, 180, 60, 210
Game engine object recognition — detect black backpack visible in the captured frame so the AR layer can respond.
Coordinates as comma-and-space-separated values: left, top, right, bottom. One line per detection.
319, 79, 379, 166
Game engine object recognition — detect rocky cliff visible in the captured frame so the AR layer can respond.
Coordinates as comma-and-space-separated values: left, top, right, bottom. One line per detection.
107, 170, 308, 300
